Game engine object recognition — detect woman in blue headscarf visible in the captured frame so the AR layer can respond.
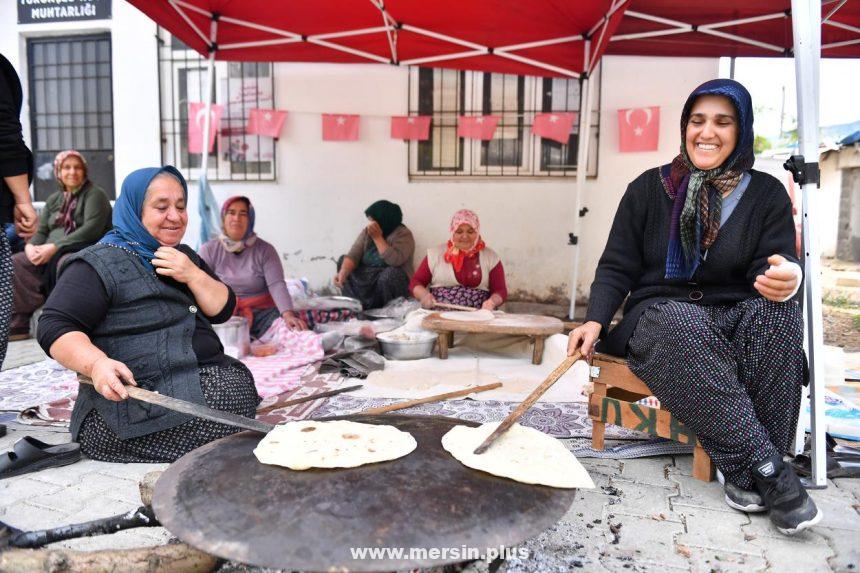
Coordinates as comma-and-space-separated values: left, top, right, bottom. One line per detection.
568, 79, 820, 535
37, 166, 260, 463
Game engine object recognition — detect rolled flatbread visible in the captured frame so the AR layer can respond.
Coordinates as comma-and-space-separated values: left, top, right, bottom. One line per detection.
441, 422, 594, 489
254, 420, 418, 470
439, 309, 495, 322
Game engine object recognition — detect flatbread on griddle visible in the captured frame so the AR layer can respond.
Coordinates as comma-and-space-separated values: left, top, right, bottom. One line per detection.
254, 420, 417, 470
441, 422, 594, 489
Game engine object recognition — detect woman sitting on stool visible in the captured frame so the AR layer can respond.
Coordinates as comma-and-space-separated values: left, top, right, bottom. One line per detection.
568, 79, 819, 535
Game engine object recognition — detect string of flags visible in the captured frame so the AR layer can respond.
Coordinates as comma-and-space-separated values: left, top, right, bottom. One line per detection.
188, 103, 660, 153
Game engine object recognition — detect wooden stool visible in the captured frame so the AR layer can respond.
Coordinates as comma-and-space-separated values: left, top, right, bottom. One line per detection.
588, 352, 714, 482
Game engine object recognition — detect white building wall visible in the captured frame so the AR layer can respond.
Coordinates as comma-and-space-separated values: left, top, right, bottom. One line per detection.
205, 56, 718, 302
2, 4, 720, 305
1, 1, 160, 187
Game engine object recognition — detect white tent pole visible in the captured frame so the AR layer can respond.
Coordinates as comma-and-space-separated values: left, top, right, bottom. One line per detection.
569, 39, 593, 320
790, 0, 826, 488
200, 18, 218, 179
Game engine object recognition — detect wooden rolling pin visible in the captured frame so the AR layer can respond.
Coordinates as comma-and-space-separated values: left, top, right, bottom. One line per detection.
358, 382, 502, 414
433, 302, 478, 312
473, 351, 582, 454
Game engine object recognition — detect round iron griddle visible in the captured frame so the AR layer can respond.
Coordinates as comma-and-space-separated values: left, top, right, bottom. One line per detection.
152, 414, 578, 571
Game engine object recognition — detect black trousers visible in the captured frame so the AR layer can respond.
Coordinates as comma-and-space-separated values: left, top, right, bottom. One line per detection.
0, 233, 12, 366
627, 298, 804, 489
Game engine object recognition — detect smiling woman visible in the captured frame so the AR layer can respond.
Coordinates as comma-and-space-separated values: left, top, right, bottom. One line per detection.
10, 149, 112, 339
36, 166, 260, 463
568, 79, 821, 536
409, 209, 507, 311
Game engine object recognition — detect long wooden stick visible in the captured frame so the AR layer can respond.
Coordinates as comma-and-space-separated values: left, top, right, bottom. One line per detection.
358, 382, 502, 414
473, 352, 582, 455
433, 302, 478, 312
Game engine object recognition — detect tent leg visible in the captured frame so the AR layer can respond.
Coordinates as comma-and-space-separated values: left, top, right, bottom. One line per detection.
196, 19, 218, 248
790, 0, 826, 489
200, 49, 216, 177
568, 52, 594, 321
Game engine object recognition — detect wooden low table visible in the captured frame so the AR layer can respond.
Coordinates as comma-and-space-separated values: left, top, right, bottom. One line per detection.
421, 312, 564, 364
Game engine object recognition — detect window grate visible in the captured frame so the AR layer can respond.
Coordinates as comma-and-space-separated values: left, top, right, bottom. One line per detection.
156, 28, 277, 182
408, 67, 600, 179
27, 34, 116, 200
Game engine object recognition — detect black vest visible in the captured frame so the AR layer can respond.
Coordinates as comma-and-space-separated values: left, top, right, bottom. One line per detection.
66, 244, 205, 440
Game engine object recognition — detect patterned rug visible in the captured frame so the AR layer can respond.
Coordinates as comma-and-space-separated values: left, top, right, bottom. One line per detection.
9, 360, 343, 427
0, 359, 77, 413
310, 395, 646, 440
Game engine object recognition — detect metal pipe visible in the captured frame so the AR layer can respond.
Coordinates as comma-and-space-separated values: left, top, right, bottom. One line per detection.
569, 41, 593, 320
791, 0, 827, 488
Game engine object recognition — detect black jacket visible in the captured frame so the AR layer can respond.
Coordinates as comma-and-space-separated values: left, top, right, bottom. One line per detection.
0, 52, 32, 226
585, 167, 799, 357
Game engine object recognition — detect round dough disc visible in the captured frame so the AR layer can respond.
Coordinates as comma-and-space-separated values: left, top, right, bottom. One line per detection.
254, 420, 418, 470
441, 422, 595, 489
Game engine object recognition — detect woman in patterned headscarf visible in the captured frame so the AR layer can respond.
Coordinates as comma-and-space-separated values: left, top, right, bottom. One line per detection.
199, 196, 306, 337
410, 209, 507, 310
335, 199, 415, 310
568, 79, 819, 536
9, 149, 111, 339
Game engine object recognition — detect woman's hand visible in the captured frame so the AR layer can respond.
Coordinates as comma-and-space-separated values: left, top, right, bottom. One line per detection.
366, 221, 383, 240
567, 321, 602, 360
152, 247, 204, 284
24, 243, 40, 265
754, 254, 800, 302
420, 292, 437, 309
90, 356, 137, 402
333, 272, 345, 288
282, 310, 307, 331
35, 243, 57, 264
481, 299, 495, 311
14, 203, 37, 239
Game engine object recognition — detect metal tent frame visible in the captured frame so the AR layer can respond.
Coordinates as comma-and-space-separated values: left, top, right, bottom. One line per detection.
139, 0, 843, 488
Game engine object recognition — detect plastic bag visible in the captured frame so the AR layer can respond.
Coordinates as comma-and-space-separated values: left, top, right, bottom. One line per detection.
364, 297, 421, 319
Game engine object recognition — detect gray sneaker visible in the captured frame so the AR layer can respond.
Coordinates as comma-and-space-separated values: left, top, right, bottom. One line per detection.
724, 481, 767, 513
752, 455, 823, 535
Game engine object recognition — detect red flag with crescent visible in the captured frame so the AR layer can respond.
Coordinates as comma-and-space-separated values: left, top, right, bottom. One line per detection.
618, 106, 660, 152
188, 102, 224, 154
457, 115, 501, 140
322, 114, 360, 141
390, 116, 431, 140
247, 108, 288, 138
532, 112, 578, 144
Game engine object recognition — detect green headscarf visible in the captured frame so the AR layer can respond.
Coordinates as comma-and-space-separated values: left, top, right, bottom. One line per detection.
364, 200, 403, 237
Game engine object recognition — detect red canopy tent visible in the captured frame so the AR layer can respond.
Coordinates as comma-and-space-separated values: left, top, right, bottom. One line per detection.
128, 0, 860, 487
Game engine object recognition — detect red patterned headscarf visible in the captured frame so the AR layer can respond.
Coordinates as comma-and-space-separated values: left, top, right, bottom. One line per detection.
52, 150, 89, 234
444, 209, 485, 272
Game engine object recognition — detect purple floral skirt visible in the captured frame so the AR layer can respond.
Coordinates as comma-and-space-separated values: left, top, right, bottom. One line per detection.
430, 285, 490, 309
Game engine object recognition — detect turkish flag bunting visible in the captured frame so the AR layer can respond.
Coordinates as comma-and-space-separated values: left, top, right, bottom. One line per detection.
532, 112, 578, 144
247, 108, 287, 138
457, 115, 501, 140
390, 116, 431, 140
188, 102, 224, 154
618, 106, 660, 152
322, 114, 360, 141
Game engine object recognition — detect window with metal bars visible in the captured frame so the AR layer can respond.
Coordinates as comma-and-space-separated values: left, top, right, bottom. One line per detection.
156, 28, 276, 182
408, 67, 600, 178
27, 34, 116, 201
